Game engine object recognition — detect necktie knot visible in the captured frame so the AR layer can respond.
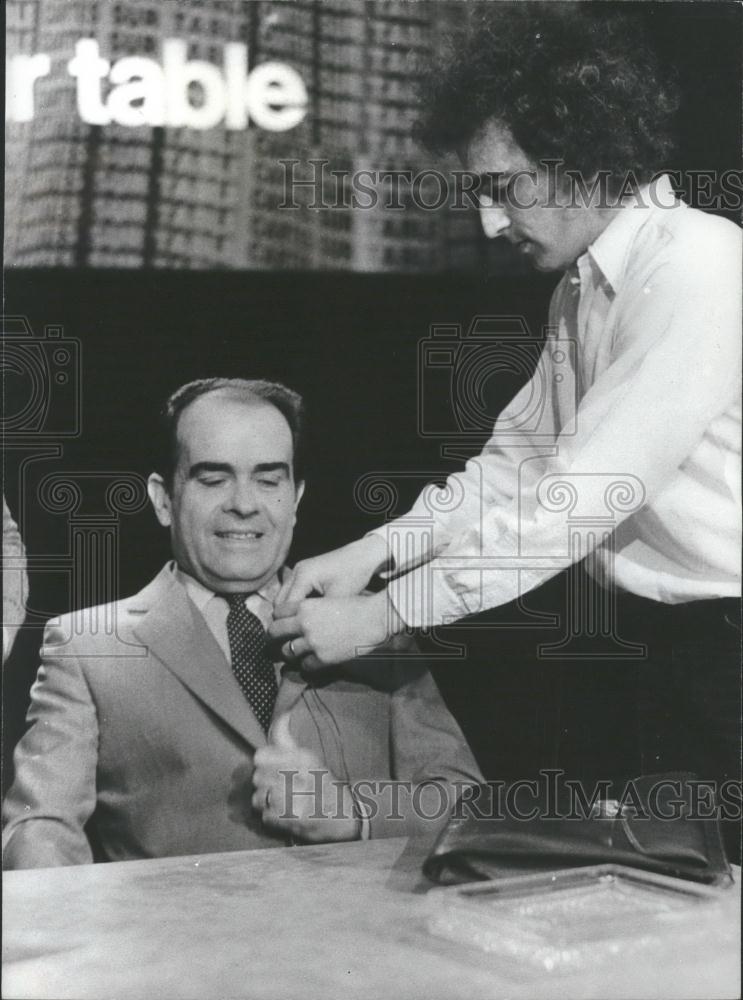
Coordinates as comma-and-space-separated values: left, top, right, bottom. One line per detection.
223, 592, 253, 611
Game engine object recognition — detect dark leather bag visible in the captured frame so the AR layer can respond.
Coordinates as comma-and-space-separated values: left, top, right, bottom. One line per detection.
424, 773, 733, 886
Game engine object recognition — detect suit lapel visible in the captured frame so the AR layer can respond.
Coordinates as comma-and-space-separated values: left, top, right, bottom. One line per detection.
271, 668, 308, 731
131, 567, 268, 751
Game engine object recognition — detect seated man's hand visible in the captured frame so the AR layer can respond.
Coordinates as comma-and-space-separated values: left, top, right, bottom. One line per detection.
252, 714, 360, 843
278, 534, 390, 605
270, 591, 404, 670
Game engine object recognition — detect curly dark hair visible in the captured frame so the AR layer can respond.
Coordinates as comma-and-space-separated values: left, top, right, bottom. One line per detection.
415, 3, 679, 191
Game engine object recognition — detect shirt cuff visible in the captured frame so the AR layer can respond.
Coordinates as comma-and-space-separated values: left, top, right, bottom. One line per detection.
385, 562, 486, 629
367, 523, 439, 580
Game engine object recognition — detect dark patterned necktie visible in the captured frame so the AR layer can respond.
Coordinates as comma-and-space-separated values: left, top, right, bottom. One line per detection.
224, 594, 278, 732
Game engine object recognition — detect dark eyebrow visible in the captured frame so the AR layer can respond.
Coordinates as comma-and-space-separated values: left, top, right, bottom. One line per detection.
188, 461, 291, 478
188, 462, 234, 478
254, 463, 290, 476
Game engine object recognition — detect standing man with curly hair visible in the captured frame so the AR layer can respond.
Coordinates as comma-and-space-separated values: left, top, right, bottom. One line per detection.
272, 6, 741, 857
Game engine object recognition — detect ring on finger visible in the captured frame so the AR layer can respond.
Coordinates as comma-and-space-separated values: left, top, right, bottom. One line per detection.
288, 638, 296, 657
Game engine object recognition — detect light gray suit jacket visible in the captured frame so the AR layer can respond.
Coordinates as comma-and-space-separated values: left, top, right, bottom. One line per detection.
3, 565, 481, 868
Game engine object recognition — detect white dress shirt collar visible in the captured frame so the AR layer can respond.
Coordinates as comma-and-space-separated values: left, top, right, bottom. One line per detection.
581, 173, 683, 294
174, 563, 281, 612
171, 562, 282, 645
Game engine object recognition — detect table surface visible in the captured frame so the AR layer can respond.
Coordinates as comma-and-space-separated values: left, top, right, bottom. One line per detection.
3, 837, 740, 1000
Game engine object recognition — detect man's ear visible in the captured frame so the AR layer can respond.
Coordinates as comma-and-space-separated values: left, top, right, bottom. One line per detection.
293, 480, 306, 518
147, 473, 172, 528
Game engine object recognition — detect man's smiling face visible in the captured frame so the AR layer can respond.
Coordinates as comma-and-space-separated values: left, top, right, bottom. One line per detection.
465, 118, 598, 272
148, 391, 304, 594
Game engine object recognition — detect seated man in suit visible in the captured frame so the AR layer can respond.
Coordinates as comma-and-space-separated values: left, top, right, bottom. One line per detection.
3, 377, 481, 868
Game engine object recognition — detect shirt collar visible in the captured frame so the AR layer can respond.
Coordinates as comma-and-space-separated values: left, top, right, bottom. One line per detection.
580, 174, 682, 294
173, 562, 282, 612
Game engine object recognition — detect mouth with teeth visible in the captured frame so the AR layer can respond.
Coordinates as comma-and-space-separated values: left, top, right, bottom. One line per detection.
215, 530, 265, 542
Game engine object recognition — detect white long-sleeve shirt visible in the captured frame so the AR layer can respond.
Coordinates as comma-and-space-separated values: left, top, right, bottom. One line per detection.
374, 175, 742, 628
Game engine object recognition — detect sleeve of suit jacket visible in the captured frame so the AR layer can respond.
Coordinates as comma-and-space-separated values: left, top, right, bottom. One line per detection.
3, 617, 98, 869
363, 652, 483, 840
3, 493, 28, 663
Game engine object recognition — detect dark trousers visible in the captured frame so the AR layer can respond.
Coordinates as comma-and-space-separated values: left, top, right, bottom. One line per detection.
433, 571, 741, 862
617, 592, 741, 862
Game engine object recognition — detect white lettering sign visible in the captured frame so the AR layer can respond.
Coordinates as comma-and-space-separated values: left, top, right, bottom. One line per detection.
6, 39, 308, 132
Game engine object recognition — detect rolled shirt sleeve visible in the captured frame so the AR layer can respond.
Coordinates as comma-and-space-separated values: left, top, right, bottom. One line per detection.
375, 209, 741, 628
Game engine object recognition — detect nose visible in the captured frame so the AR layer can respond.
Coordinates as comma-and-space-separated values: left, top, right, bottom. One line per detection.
224, 480, 261, 517
478, 194, 511, 239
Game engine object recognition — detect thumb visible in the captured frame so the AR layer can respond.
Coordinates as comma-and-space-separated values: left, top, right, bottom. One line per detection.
277, 566, 295, 605
270, 712, 298, 751
283, 567, 322, 605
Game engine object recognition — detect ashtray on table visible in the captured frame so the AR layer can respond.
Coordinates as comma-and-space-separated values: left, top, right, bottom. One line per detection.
423, 863, 731, 973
